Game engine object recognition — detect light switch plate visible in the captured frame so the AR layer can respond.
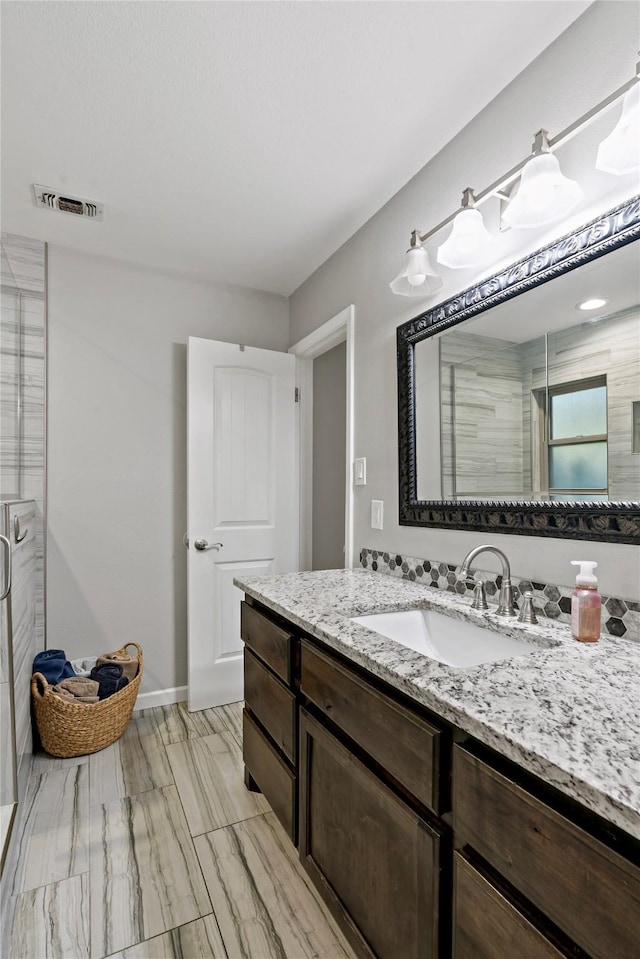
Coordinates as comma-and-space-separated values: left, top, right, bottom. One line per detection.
354, 457, 367, 486
371, 499, 383, 530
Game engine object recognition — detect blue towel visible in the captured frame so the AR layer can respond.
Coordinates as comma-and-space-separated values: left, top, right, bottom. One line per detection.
33, 649, 75, 684
90, 663, 129, 700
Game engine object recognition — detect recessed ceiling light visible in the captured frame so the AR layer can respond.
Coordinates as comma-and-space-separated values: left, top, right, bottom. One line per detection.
576, 298, 609, 311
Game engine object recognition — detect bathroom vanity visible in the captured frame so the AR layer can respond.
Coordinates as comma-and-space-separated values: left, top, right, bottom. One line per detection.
236, 569, 640, 959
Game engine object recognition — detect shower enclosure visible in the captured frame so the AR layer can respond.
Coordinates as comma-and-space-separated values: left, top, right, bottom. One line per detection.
0, 233, 46, 643
0, 234, 46, 868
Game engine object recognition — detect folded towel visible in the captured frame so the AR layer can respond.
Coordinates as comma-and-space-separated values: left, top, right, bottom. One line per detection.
59, 677, 99, 700
52, 678, 99, 704
96, 652, 138, 682
90, 663, 129, 700
33, 649, 75, 684
71, 657, 98, 678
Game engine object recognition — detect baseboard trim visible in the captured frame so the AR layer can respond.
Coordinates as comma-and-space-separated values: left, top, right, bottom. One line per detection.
133, 685, 187, 712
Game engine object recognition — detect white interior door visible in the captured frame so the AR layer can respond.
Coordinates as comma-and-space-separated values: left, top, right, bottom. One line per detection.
187, 338, 298, 711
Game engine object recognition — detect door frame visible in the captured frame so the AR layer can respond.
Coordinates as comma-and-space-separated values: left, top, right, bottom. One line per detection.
289, 305, 355, 570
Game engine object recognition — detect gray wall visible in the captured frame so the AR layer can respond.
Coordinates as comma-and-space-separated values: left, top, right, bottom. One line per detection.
312, 341, 347, 570
47, 246, 289, 696
289, 1, 640, 600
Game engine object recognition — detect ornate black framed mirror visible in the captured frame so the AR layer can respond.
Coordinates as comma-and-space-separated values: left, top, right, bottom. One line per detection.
397, 196, 640, 543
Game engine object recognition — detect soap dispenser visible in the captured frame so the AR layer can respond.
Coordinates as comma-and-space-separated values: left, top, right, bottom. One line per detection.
570, 561, 601, 643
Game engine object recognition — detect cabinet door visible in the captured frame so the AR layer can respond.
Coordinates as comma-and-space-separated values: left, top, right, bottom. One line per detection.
244, 648, 296, 763
299, 708, 442, 959
301, 640, 443, 813
241, 601, 295, 684
453, 854, 568, 959
243, 709, 296, 842
454, 745, 640, 959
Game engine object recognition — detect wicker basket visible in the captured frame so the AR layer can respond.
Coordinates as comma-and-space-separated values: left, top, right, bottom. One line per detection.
31, 642, 143, 758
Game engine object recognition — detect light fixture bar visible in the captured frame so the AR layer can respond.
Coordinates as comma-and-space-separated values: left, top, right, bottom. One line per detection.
546, 65, 640, 153
412, 62, 640, 248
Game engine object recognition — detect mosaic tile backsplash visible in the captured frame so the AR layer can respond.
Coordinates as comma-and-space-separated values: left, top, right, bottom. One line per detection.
360, 547, 640, 644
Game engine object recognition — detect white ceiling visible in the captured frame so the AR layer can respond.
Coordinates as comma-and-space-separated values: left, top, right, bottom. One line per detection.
1, 1, 591, 296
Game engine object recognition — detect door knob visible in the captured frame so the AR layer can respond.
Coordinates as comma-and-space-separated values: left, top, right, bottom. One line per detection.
194, 539, 223, 551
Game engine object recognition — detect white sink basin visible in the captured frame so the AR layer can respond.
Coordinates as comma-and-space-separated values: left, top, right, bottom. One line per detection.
351, 607, 541, 668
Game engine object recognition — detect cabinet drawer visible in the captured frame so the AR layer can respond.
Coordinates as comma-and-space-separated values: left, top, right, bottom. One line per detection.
453, 854, 566, 959
244, 648, 296, 763
243, 709, 296, 842
300, 708, 441, 959
241, 602, 294, 685
454, 745, 640, 959
300, 640, 442, 814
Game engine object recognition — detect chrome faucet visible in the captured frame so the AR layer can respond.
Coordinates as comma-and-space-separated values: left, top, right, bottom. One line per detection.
459, 545, 518, 617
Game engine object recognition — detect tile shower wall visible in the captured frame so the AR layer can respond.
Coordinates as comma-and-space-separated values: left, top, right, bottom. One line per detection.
360, 547, 640, 643
440, 332, 525, 500
435, 311, 640, 503
1, 233, 46, 649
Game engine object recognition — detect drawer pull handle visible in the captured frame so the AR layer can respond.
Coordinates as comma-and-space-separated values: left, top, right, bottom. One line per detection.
325, 702, 333, 711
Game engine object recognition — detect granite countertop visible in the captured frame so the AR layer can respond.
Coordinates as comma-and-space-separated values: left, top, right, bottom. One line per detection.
234, 568, 640, 841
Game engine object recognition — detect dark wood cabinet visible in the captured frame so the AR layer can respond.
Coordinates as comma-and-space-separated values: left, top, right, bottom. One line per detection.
241, 600, 295, 684
241, 597, 640, 959
244, 647, 296, 762
242, 709, 296, 841
453, 854, 567, 959
300, 640, 444, 814
454, 744, 640, 959
299, 708, 443, 959
241, 600, 298, 842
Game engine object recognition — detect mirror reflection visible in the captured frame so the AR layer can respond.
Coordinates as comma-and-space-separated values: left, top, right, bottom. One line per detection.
414, 241, 640, 504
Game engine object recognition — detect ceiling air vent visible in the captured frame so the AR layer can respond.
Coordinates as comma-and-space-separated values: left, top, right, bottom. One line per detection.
32, 184, 104, 221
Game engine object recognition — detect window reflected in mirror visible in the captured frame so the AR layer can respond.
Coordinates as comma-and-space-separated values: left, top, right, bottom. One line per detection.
546, 379, 608, 500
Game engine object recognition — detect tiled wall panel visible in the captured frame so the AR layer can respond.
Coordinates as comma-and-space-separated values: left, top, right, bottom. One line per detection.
1, 233, 46, 651
439, 332, 525, 499
360, 547, 639, 643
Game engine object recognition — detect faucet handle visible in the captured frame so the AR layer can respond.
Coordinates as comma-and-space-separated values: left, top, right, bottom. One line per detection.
471, 580, 489, 611
518, 591, 538, 625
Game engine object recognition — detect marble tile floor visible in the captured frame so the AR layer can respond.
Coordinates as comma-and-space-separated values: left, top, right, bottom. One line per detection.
1, 701, 354, 959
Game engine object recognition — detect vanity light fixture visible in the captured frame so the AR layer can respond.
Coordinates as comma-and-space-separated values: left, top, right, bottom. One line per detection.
390, 61, 640, 298
389, 230, 443, 297
577, 297, 609, 311
596, 81, 640, 176
436, 188, 495, 269
501, 130, 583, 230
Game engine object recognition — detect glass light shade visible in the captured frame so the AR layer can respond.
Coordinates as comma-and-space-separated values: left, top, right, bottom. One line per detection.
502, 153, 583, 229
596, 83, 640, 176
389, 246, 442, 297
436, 208, 494, 269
